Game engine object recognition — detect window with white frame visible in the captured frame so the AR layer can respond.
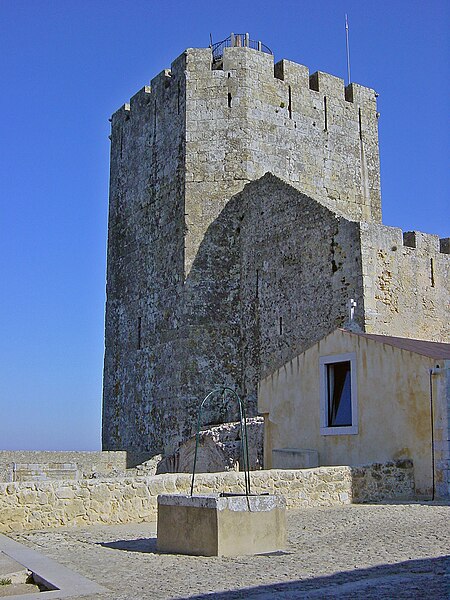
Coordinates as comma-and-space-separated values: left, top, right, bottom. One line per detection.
319, 353, 358, 435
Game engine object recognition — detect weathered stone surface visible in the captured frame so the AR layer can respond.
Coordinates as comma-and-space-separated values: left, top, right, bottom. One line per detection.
157, 493, 286, 556
0, 461, 413, 533
102, 43, 381, 456
102, 41, 449, 457
360, 225, 449, 339
156, 417, 263, 474
0, 450, 153, 483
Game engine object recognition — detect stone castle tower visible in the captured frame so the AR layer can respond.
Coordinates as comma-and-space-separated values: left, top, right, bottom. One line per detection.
103, 35, 449, 455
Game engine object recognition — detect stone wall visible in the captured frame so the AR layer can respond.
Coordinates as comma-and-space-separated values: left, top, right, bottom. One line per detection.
0, 462, 414, 533
103, 54, 188, 455
360, 224, 450, 341
237, 175, 365, 395
0, 451, 154, 483
184, 47, 381, 275
156, 417, 264, 474
351, 460, 415, 502
103, 42, 381, 455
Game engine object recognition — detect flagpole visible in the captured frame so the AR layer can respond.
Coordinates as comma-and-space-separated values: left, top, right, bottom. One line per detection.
345, 14, 351, 85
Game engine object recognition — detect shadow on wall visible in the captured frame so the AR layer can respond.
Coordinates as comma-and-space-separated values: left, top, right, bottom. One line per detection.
105, 171, 364, 455
125, 452, 155, 469
183, 173, 361, 430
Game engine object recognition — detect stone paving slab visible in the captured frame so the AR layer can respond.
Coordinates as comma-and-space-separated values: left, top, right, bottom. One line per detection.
6, 502, 450, 599
0, 552, 27, 580
0, 534, 107, 599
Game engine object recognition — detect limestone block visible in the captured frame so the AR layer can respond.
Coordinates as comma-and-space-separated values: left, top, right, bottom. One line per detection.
0, 462, 416, 532
54, 486, 75, 500
274, 59, 309, 88
157, 493, 286, 556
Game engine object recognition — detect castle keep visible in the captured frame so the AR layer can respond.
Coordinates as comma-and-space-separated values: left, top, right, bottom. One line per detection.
103, 35, 449, 455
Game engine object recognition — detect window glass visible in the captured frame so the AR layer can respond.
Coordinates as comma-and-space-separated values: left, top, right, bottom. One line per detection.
326, 361, 352, 426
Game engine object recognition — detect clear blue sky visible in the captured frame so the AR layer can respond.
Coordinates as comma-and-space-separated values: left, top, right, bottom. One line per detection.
0, 0, 448, 451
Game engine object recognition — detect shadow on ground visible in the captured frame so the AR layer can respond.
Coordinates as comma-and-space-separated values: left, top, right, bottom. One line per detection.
98, 538, 294, 557
170, 556, 450, 599
98, 538, 158, 553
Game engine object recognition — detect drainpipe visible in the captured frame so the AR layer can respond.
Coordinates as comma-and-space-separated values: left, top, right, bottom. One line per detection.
429, 366, 441, 501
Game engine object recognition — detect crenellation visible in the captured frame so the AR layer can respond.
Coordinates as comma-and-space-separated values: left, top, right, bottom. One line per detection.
274, 59, 310, 87
222, 46, 274, 76
403, 230, 441, 253
309, 71, 345, 98
111, 102, 131, 125
360, 223, 449, 340
149, 70, 174, 105
440, 238, 450, 254
345, 82, 377, 107
129, 86, 151, 110
185, 47, 212, 73
181, 43, 381, 224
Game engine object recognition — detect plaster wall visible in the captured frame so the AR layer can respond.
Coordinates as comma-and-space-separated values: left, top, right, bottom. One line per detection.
259, 329, 445, 496
432, 361, 450, 498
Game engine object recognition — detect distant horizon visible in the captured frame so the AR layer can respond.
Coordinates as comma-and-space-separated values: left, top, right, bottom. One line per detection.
1, 0, 448, 451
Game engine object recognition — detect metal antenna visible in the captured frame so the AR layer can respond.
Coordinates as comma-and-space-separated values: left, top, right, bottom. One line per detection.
345, 14, 351, 85
209, 33, 213, 48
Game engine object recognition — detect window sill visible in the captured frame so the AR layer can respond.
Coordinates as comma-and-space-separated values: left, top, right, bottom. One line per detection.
320, 425, 358, 436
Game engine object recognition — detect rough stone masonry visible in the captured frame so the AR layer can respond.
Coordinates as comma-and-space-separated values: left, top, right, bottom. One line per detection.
102, 36, 449, 456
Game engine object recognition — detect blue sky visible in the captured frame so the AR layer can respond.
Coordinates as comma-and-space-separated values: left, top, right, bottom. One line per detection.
0, 0, 448, 451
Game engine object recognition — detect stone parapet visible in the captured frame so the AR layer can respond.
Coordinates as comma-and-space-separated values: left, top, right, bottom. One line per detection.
0, 461, 414, 533
360, 223, 450, 341
0, 451, 154, 483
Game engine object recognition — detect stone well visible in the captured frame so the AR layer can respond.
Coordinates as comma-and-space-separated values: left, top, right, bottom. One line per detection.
157, 493, 286, 557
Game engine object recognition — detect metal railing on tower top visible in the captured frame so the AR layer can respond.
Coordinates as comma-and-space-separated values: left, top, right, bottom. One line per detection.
211, 33, 272, 63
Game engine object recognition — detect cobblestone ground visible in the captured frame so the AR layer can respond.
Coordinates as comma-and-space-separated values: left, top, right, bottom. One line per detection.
10, 502, 450, 599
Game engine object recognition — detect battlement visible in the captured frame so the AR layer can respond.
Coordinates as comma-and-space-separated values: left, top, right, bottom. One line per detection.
109, 39, 382, 234
111, 43, 377, 124
403, 231, 450, 254
359, 222, 449, 342
360, 223, 450, 256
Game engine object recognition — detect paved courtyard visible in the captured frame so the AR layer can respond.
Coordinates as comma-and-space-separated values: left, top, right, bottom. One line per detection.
9, 501, 450, 599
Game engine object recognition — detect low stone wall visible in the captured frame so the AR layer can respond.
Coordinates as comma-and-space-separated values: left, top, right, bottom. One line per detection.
0, 461, 414, 533
351, 460, 414, 502
0, 451, 153, 482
